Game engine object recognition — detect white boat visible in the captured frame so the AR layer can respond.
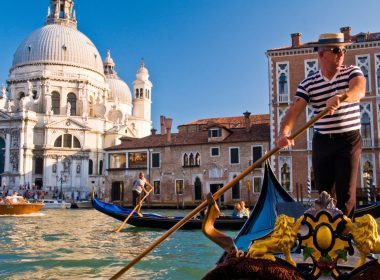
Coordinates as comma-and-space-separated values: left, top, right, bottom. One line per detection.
75, 200, 93, 209
41, 199, 71, 209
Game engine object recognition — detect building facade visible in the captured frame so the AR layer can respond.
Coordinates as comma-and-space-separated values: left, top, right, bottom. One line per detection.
0, 0, 153, 198
267, 27, 380, 201
104, 114, 269, 207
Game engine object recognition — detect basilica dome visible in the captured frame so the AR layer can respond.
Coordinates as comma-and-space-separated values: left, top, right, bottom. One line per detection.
106, 78, 132, 104
12, 24, 104, 74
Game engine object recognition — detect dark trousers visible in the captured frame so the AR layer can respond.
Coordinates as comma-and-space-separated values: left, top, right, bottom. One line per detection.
312, 130, 362, 218
132, 190, 142, 208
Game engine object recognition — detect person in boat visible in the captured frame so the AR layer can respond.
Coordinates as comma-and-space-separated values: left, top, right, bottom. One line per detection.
232, 202, 243, 218
239, 200, 250, 218
276, 32, 366, 218
132, 172, 153, 217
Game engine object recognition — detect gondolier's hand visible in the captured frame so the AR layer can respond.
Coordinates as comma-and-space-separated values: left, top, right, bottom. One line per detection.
276, 131, 294, 148
326, 95, 341, 116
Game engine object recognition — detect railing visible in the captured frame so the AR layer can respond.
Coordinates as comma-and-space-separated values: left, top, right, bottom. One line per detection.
362, 137, 372, 148
278, 94, 289, 103
356, 187, 380, 204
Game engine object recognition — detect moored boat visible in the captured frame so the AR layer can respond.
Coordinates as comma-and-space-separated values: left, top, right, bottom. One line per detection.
41, 199, 71, 209
0, 195, 44, 215
74, 200, 93, 209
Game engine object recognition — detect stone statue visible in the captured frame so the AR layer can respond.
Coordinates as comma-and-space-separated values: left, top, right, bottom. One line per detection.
66, 102, 71, 116
1, 85, 6, 98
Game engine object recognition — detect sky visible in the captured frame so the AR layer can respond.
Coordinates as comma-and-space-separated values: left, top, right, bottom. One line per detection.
0, 0, 379, 131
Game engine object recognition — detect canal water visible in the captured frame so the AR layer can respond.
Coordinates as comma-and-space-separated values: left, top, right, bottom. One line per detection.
0, 209, 236, 280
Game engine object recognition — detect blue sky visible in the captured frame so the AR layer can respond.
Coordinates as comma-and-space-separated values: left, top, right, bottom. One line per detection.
0, 0, 379, 131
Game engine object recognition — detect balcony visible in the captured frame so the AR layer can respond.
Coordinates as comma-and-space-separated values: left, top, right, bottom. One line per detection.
362, 137, 372, 148
278, 94, 289, 104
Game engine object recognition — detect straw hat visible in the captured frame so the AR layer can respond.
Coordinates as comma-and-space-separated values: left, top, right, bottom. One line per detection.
310, 33, 351, 47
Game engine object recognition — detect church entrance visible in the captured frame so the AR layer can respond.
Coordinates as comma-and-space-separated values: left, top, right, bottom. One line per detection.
111, 181, 124, 202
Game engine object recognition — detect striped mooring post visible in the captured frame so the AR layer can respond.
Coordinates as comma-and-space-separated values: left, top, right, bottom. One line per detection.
307, 179, 311, 203
366, 177, 372, 204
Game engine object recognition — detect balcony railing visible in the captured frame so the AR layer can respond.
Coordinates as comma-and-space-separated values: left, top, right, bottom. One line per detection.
362, 137, 372, 148
278, 94, 289, 103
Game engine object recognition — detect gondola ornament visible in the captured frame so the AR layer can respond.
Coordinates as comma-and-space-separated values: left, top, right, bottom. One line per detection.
203, 191, 380, 280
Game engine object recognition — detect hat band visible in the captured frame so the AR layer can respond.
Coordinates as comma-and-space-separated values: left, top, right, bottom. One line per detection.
318, 38, 344, 44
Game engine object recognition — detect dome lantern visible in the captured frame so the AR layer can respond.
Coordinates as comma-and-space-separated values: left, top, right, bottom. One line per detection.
46, 0, 77, 29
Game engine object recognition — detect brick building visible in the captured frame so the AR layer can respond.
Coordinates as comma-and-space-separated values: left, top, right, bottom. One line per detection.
104, 113, 269, 207
267, 27, 380, 202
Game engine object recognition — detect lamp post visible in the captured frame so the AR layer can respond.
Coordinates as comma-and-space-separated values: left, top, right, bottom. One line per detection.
56, 172, 67, 200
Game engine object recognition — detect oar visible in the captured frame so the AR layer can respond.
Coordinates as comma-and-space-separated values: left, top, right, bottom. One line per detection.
109, 94, 348, 279
114, 188, 153, 233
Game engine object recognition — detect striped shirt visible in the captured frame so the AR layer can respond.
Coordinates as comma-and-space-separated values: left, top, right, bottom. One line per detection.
296, 65, 363, 134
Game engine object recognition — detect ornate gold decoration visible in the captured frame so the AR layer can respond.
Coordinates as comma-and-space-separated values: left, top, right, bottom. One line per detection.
344, 214, 380, 268
242, 214, 302, 267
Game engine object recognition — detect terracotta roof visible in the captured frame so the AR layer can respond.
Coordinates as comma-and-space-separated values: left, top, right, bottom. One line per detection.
105, 122, 269, 151
178, 114, 269, 129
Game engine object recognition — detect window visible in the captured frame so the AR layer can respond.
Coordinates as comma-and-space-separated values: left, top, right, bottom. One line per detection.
109, 153, 126, 169
304, 59, 318, 78
360, 103, 372, 148
195, 153, 200, 165
189, 153, 195, 165
89, 159, 93, 175
34, 158, 43, 175
67, 93, 77, 116
175, 180, 184, 195
356, 55, 371, 94
279, 157, 292, 191
54, 134, 81, 149
230, 147, 239, 164
208, 128, 222, 138
183, 153, 189, 166
183, 152, 200, 167
52, 91, 60, 114
232, 175, 240, 199
210, 147, 220, 157
52, 164, 57, 173
252, 146, 263, 167
151, 153, 160, 168
153, 180, 161, 195
76, 164, 81, 174
375, 54, 380, 95
253, 176, 262, 193
277, 62, 289, 103
99, 160, 103, 175
128, 152, 147, 169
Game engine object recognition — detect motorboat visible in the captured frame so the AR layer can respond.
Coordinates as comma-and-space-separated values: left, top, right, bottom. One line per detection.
0, 195, 44, 215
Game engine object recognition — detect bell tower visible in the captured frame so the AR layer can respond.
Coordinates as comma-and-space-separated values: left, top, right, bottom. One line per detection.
133, 59, 153, 121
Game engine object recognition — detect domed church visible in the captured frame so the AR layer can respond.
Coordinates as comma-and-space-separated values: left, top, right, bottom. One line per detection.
0, 0, 153, 198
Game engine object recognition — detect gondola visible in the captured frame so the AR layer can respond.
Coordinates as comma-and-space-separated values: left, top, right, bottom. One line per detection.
92, 196, 247, 230
202, 162, 380, 279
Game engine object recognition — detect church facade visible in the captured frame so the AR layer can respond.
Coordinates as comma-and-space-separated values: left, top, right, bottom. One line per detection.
0, 0, 153, 199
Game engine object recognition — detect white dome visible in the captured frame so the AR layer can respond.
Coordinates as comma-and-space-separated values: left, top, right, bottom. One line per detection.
106, 77, 132, 104
12, 24, 104, 74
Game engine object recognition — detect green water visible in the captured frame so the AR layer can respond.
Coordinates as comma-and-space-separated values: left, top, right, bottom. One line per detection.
0, 209, 235, 280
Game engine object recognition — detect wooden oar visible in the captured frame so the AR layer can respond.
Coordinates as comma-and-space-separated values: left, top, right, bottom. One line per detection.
109, 94, 348, 279
114, 188, 153, 233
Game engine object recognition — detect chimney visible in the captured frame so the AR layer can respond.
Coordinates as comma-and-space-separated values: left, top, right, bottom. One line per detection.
340, 26, 351, 42
160, 115, 166, 135
151, 128, 157, 135
243, 111, 251, 132
165, 117, 173, 143
291, 33, 302, 47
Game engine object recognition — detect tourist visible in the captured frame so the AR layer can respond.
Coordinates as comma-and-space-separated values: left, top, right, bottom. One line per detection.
232, 202, 243, 218
276, 33, 365, 218
239, 201, 250, 218
132, 172, 153, 217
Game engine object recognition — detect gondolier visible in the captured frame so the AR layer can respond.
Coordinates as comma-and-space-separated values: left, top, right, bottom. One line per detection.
132, 172, 153, 217
276, 32, 366, 218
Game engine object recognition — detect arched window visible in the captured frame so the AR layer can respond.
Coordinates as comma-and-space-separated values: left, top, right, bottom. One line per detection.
183, 153, 188, 166
361, 112, 371, 140
195, 153, 200, 166
67, 93, 77, 116
52, 91, 60, 114
189, 153, 195, 166
99, 160, 103, 175
135, 89, 139, 98
279, 73, 288, 96
139, 88, 143, 98
18, 92, 25, 100
89, 159, 93, 175
232, 174, 240, 199
54, 134, 81, 149
281, 163, 291, 191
